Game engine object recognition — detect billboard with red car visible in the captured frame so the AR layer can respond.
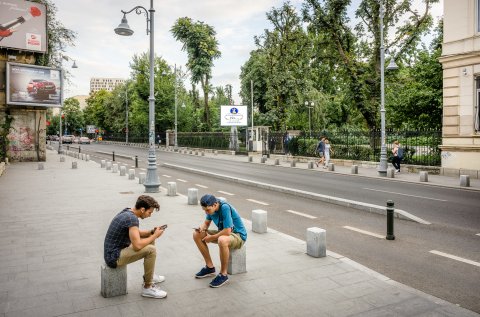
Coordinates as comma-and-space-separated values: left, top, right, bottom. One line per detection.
6, 62, 63, 107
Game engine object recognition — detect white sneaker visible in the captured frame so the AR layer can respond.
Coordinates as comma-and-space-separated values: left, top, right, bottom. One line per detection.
152, 274, 165, 284
142, 285, 167, 299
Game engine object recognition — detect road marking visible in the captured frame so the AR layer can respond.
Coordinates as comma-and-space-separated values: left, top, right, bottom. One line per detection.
429, 250, 480, 268
177, 178, 187, 183
195, 184, 208, 188
362, 188, 448, 202
286, 210, 316, 219
476, 233, 480, 236
246, 199, 269, 206
343, 226, 384, 239
139, 168, 146, 171
218, 190, 235, 196
162, 174, 172, 178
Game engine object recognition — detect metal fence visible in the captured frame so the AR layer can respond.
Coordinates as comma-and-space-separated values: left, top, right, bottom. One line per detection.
0, 136, 5, 162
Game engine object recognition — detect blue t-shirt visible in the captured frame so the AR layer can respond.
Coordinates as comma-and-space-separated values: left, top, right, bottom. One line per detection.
206, 202, 247, 241
104, 208, 139, 268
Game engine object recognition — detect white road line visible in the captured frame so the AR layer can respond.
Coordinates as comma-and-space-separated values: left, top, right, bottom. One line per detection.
246, 199, 269, 206
162, 174, 172, 178
218, 190, 235, 196
476, 233, 480, 236
195, 184, 208, 189
343, 226, 384, 239
286, 210, 316, 219
139, 168, 146, 171
429, 250, 480, 268
362, 188, 448, 202
177, 179, 187, 183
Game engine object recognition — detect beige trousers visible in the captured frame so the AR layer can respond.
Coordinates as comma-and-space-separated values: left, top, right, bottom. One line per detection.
117, 242, 156, 285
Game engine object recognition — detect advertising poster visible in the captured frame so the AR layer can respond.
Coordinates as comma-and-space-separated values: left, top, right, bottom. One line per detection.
6, 62, 62, 107
220, 105, 248, 126
0, 0, 47, 52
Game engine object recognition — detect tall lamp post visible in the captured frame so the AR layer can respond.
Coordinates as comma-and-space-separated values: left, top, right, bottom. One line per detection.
58, 57, 78, 154
174, 64, 178, 149
305, 101, 314, 138
125, 85, 128, 144
115, 0, 160, 192
378, 1, 398, 176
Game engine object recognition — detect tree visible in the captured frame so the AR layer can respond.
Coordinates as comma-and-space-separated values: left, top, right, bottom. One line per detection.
171, 17, 221, 130
84, 90, 111, 132
62, 97, 84, 134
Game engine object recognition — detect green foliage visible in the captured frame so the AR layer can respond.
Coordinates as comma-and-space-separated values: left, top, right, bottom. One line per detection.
62, 98, 84, 134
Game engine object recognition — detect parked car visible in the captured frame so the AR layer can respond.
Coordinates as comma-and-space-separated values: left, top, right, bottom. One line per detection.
27, 79, 56, 97
79, 137, 91, 144
62, 135, 74, 144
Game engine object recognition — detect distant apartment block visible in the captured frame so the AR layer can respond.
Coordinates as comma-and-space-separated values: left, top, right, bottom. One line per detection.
90, 78, 125, 93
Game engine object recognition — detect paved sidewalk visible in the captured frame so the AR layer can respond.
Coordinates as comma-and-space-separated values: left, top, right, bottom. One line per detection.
0, 150, 478, 317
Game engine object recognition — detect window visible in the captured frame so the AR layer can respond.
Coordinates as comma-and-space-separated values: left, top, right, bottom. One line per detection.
476, 77, 480, 131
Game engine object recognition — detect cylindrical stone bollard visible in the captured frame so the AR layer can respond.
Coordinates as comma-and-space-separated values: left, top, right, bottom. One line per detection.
128, 169, 135, 180
261, 157, 266, 164
214, 151, 218, 156
189, 150, 193, 155
112, 164, 118, 173
248, 156, 253, 162
60, 156, 65, 162
387, 168, 395, 178
86, 155, 90, 161
308, 161, 314, 169
101, 160, 106, 168
72, 161, 77, 169
290, 160, 296, 167
252, 209, 267, 233
195, 151, 198, 155
386, 200, 395, 240
106, 161, 112, 171
328, 163, 335, 171
38, 163, 44, 170
201, 152, 205, 156
167, 182, 177, 196
460, 175, 470, 187
419, 171, 428, 182
351, 165, 358, 174
306, 227, 326, 258
120, 166, 126, 176
187, 188, 199, 205
274, 158, 280, 165
139, 172, 146, 184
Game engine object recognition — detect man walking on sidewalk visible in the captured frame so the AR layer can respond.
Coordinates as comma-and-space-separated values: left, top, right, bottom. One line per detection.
104, 195, 167, 299
193, 194, 247, 288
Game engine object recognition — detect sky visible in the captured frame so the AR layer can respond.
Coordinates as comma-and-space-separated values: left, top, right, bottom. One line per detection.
55, 0, 443, 103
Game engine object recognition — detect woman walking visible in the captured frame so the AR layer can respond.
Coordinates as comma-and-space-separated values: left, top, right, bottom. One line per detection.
323, 139, 333, 168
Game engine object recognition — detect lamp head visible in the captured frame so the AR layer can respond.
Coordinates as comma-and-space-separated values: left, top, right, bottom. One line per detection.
115, 14, 134, 36
386, 58, 399, 71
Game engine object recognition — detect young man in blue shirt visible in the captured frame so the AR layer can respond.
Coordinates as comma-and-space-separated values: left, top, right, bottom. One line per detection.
193, 194, 247, 288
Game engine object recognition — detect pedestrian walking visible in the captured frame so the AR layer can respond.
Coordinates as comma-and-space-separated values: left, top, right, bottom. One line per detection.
391, 140, 403, 173
315, 137, 325, 167
193, 194, 247, 288
103, 195, 167, 299
323, 138, 333, 168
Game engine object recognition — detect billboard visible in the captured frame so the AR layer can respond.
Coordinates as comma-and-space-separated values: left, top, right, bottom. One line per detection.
6, 62, 63, 108
0, 0, 47, 52
220, 105, 248, 126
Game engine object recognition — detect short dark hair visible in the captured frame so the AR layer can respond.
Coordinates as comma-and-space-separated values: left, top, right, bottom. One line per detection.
200, 194, 217, 207
135, 195, 160, 211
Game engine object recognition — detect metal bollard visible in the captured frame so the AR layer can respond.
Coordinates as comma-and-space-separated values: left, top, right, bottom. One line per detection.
386, 200, 395, 240
135, 155, 138, 168
79, 146, 81, 153
112, 151, 115, 161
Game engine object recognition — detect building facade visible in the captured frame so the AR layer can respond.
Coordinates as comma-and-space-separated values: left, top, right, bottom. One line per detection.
89, 77, 125, 93
439, 0, 480, 170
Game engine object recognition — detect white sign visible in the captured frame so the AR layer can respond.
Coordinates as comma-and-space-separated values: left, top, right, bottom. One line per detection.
220, 105, 248, 126
86, 125, 96, 133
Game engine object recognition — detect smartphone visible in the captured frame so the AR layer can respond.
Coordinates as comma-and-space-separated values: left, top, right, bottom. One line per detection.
159, 224, 168, 230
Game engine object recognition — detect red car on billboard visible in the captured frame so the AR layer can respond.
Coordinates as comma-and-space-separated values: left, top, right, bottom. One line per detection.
27, 79, 56, 97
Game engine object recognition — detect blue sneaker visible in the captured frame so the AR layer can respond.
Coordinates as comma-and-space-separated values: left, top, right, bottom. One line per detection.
209, 274, 229, 288
195, 266, 215, 278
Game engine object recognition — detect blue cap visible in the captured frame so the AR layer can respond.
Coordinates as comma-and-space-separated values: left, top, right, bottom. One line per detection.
200, 194, 217, 207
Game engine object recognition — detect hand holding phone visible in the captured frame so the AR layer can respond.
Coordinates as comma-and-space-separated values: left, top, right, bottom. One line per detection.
159, 224, 168, 230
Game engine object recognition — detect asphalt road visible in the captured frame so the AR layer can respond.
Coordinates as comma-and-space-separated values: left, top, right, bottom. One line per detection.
62, 143, 480, 312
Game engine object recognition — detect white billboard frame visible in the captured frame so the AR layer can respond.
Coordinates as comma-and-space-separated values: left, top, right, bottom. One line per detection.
220, 105, 248, 126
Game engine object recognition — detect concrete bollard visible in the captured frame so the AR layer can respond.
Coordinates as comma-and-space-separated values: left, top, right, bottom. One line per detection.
201, 152, 205, 156
327, 163, 335, 171
38, 163, 44, 170
119, 166, 126, 176
139, 172, 146, 184
351, 165, 358, 174
101, 264, 127, 298
112, 164, 118, 173
188, 188, 198, 205
195, 151, 198, 155
60, 156, 65, 162
306, 227, 326, 258
274, 158, 280, 165
290, 161, 296, 167
214, 151, 218, 156
248, 156, 253, 162
261, 157, 266, 164
460, 175, 470, 187
72, 162, 77, 169
167, 182, 177, 196
420, 171, 428, 182
308, 161, 314, 169
128, 169, 135, 180
189, 150, 193, 155
252, 210, 267, 233
101, 160, 106, 168
387, 168, 395, 178
106, 162, 112, 171
227, 246, 246, 275
86, 155, 90, 161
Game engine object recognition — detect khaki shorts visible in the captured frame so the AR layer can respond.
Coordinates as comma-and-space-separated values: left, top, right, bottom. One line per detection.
207, 230, 245, 249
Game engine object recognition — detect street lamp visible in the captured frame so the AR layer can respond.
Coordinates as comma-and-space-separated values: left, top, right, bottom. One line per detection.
125, 84, 129, 144
305, 101, 314, 138
115, 0, 160, 192
378, 1, 399, 176
58, 57, 78, 154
